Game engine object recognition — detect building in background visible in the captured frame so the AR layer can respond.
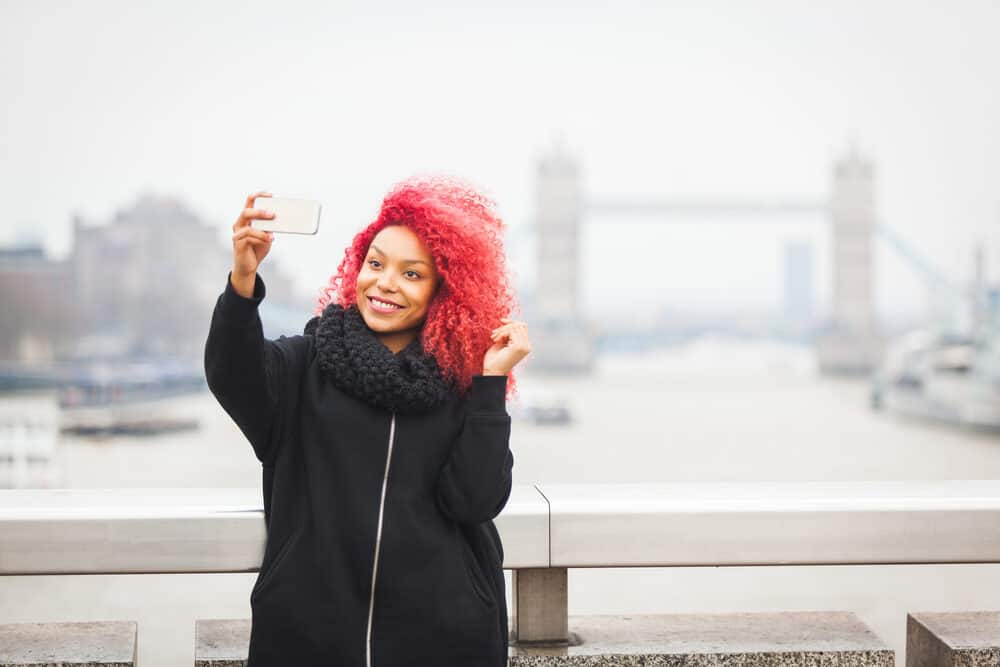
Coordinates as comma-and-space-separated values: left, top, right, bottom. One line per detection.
0, 194, 308, 364
528, 142, 595, 373
0, 245, 73, 363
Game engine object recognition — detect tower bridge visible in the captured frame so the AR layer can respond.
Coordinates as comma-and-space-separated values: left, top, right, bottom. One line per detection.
528, 146, 932, 374
586, 199, 827, 217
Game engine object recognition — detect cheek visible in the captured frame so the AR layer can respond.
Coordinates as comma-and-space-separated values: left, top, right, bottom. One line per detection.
415, 284, 437, 309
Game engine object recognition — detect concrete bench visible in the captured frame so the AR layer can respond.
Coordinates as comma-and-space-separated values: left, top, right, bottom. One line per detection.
509, 612, 892, 666
907, 611, 1000, 667
0, 621, 136, 666
196, 611, 891, 666
196, 619, 250, 666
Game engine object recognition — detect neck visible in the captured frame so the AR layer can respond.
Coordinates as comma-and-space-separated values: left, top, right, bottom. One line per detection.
376, 329, 417, 355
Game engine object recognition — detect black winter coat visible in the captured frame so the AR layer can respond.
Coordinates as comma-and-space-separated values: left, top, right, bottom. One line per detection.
204, 273, 513, 667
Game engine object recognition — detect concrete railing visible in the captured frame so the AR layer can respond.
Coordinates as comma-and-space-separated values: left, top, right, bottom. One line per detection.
4, 480, 1000, 647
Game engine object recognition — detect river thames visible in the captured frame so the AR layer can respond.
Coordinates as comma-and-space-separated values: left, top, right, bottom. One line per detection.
3, 338, 1000, 666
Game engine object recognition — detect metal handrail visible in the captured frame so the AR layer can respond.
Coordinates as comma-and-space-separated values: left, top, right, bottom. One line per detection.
541, 480, 1000, 567
4, 481, 1000, 645
3, 481, 1000, 574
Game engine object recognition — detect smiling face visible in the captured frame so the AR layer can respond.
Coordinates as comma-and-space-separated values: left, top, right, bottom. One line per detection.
356, 224, 441, 354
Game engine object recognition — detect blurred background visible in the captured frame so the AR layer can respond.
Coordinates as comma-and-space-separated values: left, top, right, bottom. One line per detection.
1, 1, 998, 665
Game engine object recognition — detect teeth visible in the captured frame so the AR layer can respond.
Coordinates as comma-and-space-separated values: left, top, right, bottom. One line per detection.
370, 297, 401, 309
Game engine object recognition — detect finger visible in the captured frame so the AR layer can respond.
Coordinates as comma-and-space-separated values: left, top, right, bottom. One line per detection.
505, 325, 530, 345
243, 207, 278, 221
490, 331, 512, 344
233, 227, 273, 242
233, 234, 273, 249
491, 325, 526, 341
491, 322, 519, 334
234, 207, 277, 231
494, 322, 526, 334
239, 236, 273, 249
244, 191, 273, 209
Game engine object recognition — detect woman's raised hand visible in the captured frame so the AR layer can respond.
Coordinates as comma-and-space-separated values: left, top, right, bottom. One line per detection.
483, 318, 532, 376
231, 191, 276, 280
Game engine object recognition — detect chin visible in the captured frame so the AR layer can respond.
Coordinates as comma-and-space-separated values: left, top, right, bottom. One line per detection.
359, 306, 398, 332
359, 310, 384, 330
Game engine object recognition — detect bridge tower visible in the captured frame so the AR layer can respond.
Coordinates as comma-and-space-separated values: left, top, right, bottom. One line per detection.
816, 147, 884, 373
528, 141, 594, 372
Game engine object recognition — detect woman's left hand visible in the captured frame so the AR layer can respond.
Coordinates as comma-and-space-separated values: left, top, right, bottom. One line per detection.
483, 318, 532, 376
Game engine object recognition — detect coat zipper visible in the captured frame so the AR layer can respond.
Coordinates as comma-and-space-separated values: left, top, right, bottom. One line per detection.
366, 411, 396, 667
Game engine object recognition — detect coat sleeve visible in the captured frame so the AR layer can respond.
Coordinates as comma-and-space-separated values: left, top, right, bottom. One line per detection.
435, 375, 514, 525
203, 271, 308, 467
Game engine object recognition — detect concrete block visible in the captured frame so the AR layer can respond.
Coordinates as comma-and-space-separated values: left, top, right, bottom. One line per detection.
0, 620, 136, 666
907, 611, 1000, 667
195, 619, 250, 667
509, 612, 893, 666
193, 612, 891, 666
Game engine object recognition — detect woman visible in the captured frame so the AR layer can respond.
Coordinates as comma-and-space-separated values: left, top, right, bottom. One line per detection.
204, 176, 530, 667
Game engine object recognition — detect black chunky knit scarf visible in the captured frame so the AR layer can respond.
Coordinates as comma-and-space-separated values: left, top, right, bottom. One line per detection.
303, 303, 454, 414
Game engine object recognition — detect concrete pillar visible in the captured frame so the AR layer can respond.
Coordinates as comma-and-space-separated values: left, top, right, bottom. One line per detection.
0, 621, 136, 666
511, 567, 570, 646
906, 611, 1000, 667
510, 611, 892, 665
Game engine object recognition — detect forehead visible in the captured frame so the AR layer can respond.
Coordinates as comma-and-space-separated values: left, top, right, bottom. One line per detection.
369, 225, 433, 261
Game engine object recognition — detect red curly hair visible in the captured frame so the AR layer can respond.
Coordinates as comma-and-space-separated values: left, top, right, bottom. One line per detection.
314, 175, 519, 400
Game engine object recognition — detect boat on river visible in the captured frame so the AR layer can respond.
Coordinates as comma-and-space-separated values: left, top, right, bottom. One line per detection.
56, 359, 204, 437
869, 330, 1000, 430
0, 358, 205, 438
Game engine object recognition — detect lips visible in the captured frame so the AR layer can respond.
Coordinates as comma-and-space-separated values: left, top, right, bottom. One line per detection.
367, 296, 404, 313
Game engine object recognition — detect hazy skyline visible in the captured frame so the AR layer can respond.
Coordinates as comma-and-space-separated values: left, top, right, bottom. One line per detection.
3, 1, 998, 323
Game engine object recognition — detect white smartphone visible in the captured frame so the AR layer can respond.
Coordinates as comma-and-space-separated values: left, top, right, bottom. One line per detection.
251, 196, 322, 235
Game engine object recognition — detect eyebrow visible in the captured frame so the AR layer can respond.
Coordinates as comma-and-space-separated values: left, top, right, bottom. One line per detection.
369, 244, 432, 267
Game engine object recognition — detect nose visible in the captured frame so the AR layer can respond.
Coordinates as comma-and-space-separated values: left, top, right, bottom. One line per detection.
376, 270, 398, 292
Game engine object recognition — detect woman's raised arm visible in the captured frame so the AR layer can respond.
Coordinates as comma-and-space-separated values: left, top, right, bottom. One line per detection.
203, 192, 306, 466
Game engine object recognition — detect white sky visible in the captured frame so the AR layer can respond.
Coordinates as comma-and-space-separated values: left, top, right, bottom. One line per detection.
2, 0, 998, 322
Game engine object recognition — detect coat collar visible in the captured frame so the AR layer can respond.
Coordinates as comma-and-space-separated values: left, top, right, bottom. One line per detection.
303, 302, 453, 414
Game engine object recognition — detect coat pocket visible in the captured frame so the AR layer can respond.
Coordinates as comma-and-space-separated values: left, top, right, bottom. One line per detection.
457, 528, 494, 608
251, 529, 299, 603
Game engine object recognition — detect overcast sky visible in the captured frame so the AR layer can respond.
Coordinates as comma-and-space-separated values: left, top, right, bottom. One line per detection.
2, 0, 997, 322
